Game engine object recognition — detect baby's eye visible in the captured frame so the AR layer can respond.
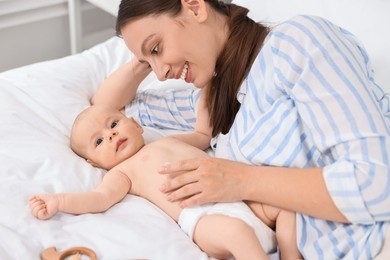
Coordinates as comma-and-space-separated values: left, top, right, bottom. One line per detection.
96, 138, 103, 147
111, 121, 118, 128
151, 44, 159, 55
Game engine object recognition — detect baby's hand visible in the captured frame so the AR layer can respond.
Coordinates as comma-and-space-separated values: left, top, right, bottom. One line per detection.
29, 195, 60, 220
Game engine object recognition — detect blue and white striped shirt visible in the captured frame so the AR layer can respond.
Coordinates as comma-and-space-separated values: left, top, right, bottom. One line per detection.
226, 15, 390, 259
126, 87, 201, 131
127, 15, 390, 259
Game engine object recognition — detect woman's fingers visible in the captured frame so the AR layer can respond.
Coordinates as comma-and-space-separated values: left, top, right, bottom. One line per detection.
158, 158, 202, 174
159, 157, 249, 207
166, 181, 201, 202
159, 158, 203, 194
160, 168, 199, 193
179, 193, 205, 208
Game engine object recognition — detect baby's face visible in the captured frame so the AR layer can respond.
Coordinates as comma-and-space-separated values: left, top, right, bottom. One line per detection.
72, 105, 145, 170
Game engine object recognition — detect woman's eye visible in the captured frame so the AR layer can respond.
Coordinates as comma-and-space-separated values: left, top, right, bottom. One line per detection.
111, 121, 118, 128
96, 138, 103, 146
151, 44, 159, 55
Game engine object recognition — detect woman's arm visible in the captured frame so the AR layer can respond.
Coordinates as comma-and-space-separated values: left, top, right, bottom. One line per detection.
158, 158, 348, 223
160, 16, 390, 225
91, 57, 152, 110
29, 170, 131, 220
171, 89, 212, 150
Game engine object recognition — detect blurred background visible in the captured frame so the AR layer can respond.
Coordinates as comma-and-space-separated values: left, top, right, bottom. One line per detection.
0, 0, 115, 72
0, 0, 119, 72
0, 0, 232, 73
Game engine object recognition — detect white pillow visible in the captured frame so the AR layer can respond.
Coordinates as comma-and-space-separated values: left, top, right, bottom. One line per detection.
232, 0, 390, 92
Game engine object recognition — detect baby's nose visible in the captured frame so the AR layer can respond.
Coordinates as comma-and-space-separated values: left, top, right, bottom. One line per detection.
108, 130, 118, 142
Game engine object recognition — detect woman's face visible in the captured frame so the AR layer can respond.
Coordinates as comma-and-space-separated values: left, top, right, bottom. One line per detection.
120, 1, 226, 88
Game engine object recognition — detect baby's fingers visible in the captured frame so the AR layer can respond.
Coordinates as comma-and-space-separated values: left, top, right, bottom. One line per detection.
29, 195, 41, 203
31, 202, 47, 218
29, 197, 40, 207
29, 198, 51, 220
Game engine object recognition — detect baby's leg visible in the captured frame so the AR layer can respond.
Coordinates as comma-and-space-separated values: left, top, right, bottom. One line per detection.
275, 209, 302, 260
260, 205, 302, 260
193, 214, 268, 260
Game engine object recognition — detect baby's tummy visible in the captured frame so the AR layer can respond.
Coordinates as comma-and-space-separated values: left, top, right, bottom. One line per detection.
131, 176, 183, 222
142, 189, 183, 221
153, 195, 182, 221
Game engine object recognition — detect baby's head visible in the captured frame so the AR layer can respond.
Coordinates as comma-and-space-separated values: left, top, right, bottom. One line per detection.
70, 105, 144, 170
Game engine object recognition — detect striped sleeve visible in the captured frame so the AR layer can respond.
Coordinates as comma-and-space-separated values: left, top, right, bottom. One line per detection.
270, 15, 390, 224
125, 87, 200, 131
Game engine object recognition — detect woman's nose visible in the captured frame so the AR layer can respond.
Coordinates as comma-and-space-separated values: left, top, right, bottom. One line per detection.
107, 130, 118, 143
151, 60, 171, 81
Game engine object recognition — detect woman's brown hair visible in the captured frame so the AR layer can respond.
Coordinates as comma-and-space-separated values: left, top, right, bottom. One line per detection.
116, 0, 182, 34
116, 0, 269, 137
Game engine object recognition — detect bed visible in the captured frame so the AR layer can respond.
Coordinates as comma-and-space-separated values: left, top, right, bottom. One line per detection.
0, 0, 389, 259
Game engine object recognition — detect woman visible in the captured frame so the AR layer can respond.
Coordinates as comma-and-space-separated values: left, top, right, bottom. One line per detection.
116, 0, 390, 258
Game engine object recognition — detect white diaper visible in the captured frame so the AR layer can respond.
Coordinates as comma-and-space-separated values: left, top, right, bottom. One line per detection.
178, 201, 277, 254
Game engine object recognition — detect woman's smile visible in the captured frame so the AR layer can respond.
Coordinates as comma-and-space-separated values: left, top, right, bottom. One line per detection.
176, 62, 191, 83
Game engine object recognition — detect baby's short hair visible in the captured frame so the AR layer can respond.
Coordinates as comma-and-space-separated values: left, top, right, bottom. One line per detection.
69, 106, 94, 158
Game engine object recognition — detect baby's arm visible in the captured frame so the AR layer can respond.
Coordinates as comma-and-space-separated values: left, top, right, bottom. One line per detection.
91, 57, 152, 110
29, 170, 131, 220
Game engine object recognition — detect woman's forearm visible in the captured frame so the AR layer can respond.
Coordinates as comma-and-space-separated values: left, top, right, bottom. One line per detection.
91, 57, 152, 109
241, 165, 348, 223
170, 132, 211, 151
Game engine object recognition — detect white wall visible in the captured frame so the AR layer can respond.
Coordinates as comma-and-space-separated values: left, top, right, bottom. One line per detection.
0, 0, 116, 72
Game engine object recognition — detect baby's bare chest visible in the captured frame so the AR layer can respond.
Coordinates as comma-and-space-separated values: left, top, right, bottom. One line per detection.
119, 139, 208, 220
123, 139, 206, 197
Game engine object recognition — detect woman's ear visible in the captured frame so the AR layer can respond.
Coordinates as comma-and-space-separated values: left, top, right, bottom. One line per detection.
181, 0, 208, 23
86, 158, 100, 168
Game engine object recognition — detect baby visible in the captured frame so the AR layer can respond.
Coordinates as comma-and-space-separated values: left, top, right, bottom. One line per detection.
29, 104, 302, 259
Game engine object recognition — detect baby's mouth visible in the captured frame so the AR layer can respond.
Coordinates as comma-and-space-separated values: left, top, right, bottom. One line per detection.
116, 138, 127, 152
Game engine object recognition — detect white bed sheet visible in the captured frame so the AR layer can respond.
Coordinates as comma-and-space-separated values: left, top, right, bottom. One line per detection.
0, 37, 210, 259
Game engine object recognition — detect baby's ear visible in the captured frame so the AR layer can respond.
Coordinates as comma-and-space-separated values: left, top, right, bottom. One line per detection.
86, 158, 100, 168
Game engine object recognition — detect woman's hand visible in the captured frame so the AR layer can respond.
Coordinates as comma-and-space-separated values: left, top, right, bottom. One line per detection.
158, 157, 251, 207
